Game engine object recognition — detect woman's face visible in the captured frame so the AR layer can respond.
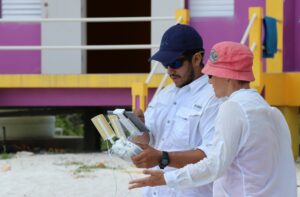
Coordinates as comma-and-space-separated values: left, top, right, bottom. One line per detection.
208, 75, 229, 98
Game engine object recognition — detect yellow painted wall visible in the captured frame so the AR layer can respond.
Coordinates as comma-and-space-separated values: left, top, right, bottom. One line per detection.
0, 74, 172, 88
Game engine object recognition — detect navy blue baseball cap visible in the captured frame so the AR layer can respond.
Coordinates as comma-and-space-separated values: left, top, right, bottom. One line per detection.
150, 24, 204, 67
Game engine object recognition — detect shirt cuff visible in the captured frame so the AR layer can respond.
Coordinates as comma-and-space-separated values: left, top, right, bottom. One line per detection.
196, 144, 211, 157
164, 170, 178, 188
148, 132, 155, 146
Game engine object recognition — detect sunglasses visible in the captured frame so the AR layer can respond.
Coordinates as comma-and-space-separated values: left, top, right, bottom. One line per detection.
165, 50, 205, 69
166, 57, 188, 69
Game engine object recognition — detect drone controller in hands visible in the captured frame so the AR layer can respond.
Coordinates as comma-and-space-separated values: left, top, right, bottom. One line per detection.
91, 111, 146, 162
110, 138, 143, 162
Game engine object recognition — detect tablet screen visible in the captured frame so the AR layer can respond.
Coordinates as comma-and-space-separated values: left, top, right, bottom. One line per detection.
124, 111, 149, 132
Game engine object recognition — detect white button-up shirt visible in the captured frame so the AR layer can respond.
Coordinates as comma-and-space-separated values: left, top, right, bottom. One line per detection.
143, 75, 221, 197
165, 89, 297, 197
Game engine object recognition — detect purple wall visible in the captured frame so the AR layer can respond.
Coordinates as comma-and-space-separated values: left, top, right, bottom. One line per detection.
0, 88, 132, 106
0, 88, 155, 107
0, 88, 156, 107
189, 0, 265, 63
0, 23, 41, 74
283, 0, 295, 71
0, 1, 298, 108
189, 0, 299, 72
294, 0, 300, 71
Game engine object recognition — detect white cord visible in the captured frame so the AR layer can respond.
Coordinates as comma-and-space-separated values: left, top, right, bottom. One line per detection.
106, 140, 118, 197
123, 172, 134, 197
106, 140, 137, 197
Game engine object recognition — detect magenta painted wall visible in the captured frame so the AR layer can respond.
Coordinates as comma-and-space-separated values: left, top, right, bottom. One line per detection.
0, 1, 299, 108
0, 23, 41, 74
0, 88, 133, 106
189, 0, 265, 63
0, 88, 156, 107
189, 0, 299, 71
283, 0, 295, 71
294, 0, 300, 71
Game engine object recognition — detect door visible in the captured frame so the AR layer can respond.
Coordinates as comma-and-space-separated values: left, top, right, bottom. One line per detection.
42, 0, 84, 74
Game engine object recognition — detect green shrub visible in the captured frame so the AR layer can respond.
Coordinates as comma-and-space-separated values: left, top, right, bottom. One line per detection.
0, 153, 12, 160
55, 114, 84, 136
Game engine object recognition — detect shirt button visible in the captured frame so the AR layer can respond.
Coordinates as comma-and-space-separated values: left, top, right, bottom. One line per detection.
167, 120, 170, 124
173, 102, 177, 105
153, 192, 157, 195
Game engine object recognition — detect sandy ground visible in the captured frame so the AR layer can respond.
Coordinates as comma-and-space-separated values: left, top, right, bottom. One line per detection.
1, 152, 300, 197
0, 152, 144, 197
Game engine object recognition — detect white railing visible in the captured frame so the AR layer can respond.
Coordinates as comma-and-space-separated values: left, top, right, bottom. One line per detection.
0, 16, 176, 23
240, 13, 257, 44
152, 72, 170, 99
0, 44, 160, 51
0, 14, 182, 105
145, 60, 160, 85
0, 16, 174, 54
145, 16, 183, 91
0, 16, 171, 52
250, 42, 256, 52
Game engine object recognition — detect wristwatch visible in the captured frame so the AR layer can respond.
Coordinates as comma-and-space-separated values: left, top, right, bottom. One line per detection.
159, 151, 170, 169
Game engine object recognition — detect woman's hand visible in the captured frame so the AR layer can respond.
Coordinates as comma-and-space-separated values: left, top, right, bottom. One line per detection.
128, 169, 166, 189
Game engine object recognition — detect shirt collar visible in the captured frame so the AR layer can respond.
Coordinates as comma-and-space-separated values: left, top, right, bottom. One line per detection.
229, 88, 257, 99
188, 75, 209, 96
170, 75, 209, 95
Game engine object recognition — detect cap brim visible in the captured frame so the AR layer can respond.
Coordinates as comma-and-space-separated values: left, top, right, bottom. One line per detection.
149, 50, 183, 67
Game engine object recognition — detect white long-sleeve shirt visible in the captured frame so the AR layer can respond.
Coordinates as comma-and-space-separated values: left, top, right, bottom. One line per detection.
143, 75, 221, 197
165, 89, 297, 197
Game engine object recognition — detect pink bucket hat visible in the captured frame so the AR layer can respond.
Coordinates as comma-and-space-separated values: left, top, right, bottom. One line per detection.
202, 41, 255, 81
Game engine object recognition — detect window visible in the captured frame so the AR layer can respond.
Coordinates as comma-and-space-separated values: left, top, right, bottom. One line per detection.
189, 0, 234, 17
1, 0, 41, 19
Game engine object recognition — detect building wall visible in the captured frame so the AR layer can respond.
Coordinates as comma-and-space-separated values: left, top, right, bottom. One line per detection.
294, 0, 300, 71
0, 24, 41, 74
283, 0, 295, 71
1, 1, 298, 74
188, 0, 265, 63
0, 88, 131, 106
188, 0, 299, 72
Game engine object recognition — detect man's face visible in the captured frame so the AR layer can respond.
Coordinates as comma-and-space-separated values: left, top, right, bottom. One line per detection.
208, 75, 229, 98
167, 58, 195, 88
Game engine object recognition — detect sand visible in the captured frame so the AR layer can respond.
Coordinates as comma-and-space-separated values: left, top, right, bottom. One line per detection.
0, 152, 144, 197
1, 152, 300, 197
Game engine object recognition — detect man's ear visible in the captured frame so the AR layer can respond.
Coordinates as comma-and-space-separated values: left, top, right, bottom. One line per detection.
192, 52, 202, 67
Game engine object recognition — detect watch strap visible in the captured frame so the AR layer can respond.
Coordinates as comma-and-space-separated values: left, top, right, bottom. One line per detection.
159, 151, 169, 169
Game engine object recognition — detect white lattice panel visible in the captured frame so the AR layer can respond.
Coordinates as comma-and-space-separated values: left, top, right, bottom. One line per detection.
189, 0, 234, 17
2, 0, 42, 19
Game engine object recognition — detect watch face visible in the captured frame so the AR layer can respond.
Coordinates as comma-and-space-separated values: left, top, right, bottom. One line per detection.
159, 151, 169, 169
161, 158, 169, 165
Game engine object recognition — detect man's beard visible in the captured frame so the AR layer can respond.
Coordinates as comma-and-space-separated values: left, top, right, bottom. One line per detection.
177, 67, 195, 88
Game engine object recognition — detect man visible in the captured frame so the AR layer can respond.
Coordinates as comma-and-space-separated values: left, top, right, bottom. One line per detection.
129, 41, 297, 196
131, 24, 221, 197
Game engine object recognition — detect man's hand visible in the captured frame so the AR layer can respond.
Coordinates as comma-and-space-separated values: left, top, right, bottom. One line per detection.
128, 169, 166, 189
133, 108, 145, 123
131, 132, 150, 145
131, 144, 162, 168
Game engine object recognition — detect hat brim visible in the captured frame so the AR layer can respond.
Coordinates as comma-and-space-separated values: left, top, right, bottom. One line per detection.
149, 50, 183, 67
202, 61, 255, 82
